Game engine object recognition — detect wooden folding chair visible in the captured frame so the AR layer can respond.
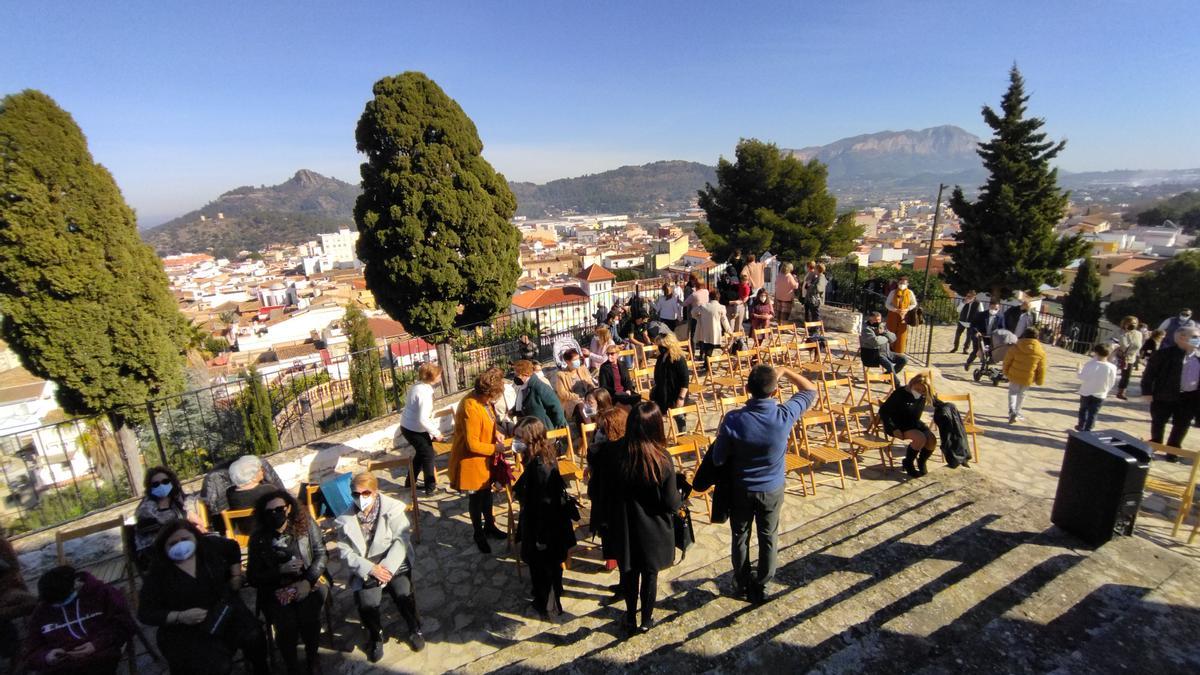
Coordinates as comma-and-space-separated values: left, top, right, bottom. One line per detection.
821, 376, 858, 420
844, 401, 900, 469
666, 443, 704, 473
706, 354, 744, 401
777, 322, 799, 344
366, 456, 422, 542
667, 404, 710, 458
803, 320, 825, 338
792, 340, 824, 373
547, 427, 584, 498
822, 337, 859, 376
934, 392, 983, 464
798, 409, 859, 488
860, 368, 895, 406
784, 427, 816, 496
752, 326, 774, 346
1143, 444, 1200, 540
631, 366, 655, 395
717, 394, 749, 421
617, 346, 640, 368
220, 508, 257, 549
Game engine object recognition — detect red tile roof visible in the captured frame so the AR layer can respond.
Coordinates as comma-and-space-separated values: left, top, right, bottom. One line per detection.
367, 317, 408, 339
511, 286, 590, 310
389, 338, 436, 358
577, 264, 616, 282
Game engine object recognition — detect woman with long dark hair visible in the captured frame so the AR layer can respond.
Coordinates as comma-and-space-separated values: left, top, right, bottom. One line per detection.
247, 490, 327, 674
591, 402, 680, 635
138, 520, 269, 675
512, 417, 577, 619
133, 466, 193, 571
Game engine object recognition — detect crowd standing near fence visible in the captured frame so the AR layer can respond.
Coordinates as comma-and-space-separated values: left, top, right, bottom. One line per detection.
2, 255, 1195, 673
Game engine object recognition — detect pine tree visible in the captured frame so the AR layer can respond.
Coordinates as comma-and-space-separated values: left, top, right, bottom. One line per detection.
239, 365, 279, 456
344, 304, 386, 422
944, 67, 1087, 299
696, 139, 862, 265
354, 72, 520, 337
1062, 254, 1102, 329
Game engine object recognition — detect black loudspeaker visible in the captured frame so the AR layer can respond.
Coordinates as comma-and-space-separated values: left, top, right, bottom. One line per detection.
1051, 429, 1150, 547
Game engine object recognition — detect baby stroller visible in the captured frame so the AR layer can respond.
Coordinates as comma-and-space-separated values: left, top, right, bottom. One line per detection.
973, 329, 1017, 386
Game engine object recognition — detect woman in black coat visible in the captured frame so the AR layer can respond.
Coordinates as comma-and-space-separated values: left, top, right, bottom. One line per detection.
591, 401, 680, 635
512, 417, 577, 619
138, 521, 268, 675
246, 490, 327, 674
649, 334, 690, 432
878, 373, 936, 479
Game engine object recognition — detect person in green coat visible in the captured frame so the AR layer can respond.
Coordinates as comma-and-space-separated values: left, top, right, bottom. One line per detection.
513, 360, 568, 430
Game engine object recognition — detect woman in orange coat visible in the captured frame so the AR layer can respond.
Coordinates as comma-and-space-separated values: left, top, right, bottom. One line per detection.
449, 367, 509, 553
885, 275, 918, 355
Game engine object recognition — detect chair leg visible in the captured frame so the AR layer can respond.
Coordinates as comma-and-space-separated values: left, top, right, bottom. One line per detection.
1173, 490, 1194, 537
837, 461, 846, 489
808, 468, 817, 495
850, 456, 861, 481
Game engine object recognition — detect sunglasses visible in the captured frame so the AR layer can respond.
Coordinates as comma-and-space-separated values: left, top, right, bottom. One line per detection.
351, 490, 374, 498
266, 505, 289, 516
149, 479, 172, 488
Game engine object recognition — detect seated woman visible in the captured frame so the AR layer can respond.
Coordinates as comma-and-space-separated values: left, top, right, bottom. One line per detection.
588, 325, 616, 371
138, 521, 268, 675
247, 490, 327, 675
512, 417, 577, 619
225, 455, 278, 512
596, 345, 641, 406
333, 473, 424, 663
878, 373, 936, 478
133, 466, 202, 571
553, 348, 596, 425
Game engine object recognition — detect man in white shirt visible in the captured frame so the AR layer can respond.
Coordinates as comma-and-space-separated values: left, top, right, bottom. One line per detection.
397, 362, 444, 495
1076, 344, 1118, 432
653, 283, 684, 331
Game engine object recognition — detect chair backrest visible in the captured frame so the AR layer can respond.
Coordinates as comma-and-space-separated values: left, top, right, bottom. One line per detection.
718, 394, 749, 421
632, 366, 654, 391
821, 377, 856, 410
546, 426, 577, 463
366, 457, 409, 473
666, 403, 704, 437
304, 484, 321, 520
705, 354, 736, 382
798, 409, 838, 450
617, 347, 639, 366
579, 422, 597, 458
221, 508, 256, 549
860, 368, 894, 404
56, 516, 127, 565
777, 322, 798, 342
804, 320, 825, 336
753, 327, 774, 344
936, 392, 976, 424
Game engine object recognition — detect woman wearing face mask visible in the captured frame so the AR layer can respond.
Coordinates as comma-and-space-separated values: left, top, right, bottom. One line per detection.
512, 417, 577, 619
333, 473, 423, 663
138, 520, 268, 675
649, 333, 690, 433
749, 288, 774, 340
133, 466, 199, 571
878, 373, 938, 478
885, 275, 918, 354
513, 360, 567, 431
450, 367, 511, 553
553, 348, 596, 426
247, 490, 328, 674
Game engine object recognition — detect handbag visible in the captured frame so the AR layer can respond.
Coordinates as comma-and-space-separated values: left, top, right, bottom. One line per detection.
488, 452, 515, 488
905, 306, 924, 327
673, 473, 696, 560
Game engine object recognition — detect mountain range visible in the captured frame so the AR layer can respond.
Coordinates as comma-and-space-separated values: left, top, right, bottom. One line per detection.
140, 125, 1200, 255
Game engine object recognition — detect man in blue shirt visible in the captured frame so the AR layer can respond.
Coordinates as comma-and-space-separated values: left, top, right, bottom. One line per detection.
711, 365, 818, 603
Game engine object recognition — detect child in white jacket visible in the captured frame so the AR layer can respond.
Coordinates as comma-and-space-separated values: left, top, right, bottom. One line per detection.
1076, 344, 1119, 432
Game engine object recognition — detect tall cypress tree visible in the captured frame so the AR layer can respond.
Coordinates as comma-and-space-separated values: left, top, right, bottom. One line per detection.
354, 72, 520, 337
344, 304, 386, 422
944, 67, 1086, 299
0, 91, 187, 484
1062, 254, 1102, 330
240, 365, 279, 456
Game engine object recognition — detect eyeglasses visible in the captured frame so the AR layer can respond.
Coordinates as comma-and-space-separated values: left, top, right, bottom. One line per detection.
351, 490, 374, 498
149, 479, 171, 488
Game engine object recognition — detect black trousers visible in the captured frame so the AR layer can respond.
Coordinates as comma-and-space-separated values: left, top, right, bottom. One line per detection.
468, 489, 496, 534
620, 569, 658, 624
965, 333, 986, 367
1151, 391, 1200, 448
1118, 366, 1133, 391
355, 568, 419, 642
662, 318, 679, 330
952, 324, 970, 351
401, 426, 438, 489
803, 301, 820, 323
528, 560, 565, 613
264, 584, 325, 673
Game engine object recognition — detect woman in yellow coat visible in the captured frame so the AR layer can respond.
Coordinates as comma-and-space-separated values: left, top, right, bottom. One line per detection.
449, 367, 509, 553
1002, 328, 1047, 425
885, 275, 918, 354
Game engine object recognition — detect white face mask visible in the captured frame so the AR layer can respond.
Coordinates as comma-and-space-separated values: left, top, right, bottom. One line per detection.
1189, 337, 1200, 348
989, 309, 999, 316
898, 283, 908, 290
167, 539, 196, 562
570, 359, 582, 369
356, 494, 374, 512
582, 403, 596, 417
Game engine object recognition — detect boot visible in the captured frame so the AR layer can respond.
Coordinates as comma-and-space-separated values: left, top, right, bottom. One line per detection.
916, 448, 933, 477
483, 508, 507, 540
902, 447, 920, 478
1116, 388, 1127, 400
474, 531, 492, 553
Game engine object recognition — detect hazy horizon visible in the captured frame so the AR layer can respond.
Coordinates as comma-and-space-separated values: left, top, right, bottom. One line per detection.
4, 1, 1198, 227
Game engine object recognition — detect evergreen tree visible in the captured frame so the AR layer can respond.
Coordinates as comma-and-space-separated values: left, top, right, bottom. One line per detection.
240, 365, 278, 456
354, 72, 520, 337
1062, 254, 1102, 329
1106, 250, 1200, 327
344, 304, 386, 422
696, 139, 862, 265
944, 67, 1086, 299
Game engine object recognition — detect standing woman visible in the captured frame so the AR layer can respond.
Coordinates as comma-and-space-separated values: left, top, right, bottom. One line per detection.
683, 276, 709, 345
749, 288, 774, 340
399, 362, 444, 496
588, 325, 616, 371
133, 466, 200, 571
553, 348, 597, 425
774, 263, 799, 322
591, 402, 680, 634
729, 270, 752, 332
247, 490, 327, 674
450, 367, 510, 553
138, 520, 269, 675
878, 373, 938, 478
884, 274, 917, 354
649, 333, 690, 432
1115, 316, 1144, 400
512, 417, 577, 619
804, 263, 828, 324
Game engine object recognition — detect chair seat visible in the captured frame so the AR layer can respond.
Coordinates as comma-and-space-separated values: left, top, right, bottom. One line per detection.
850, 435, 893, 450
675, 433, 711, 449
785, 455, 813, 471
558, 460, 583, 479
709, 376, 741, 388
433, 441, 454, 455
1144, 476, 1189, 499
807, 445, 851, 463
962, 424, 984, 435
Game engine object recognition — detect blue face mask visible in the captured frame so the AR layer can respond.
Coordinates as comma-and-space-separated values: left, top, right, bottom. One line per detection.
1189, 337, 1200, 348
149, 483, 173, 499
167, 539, 196, 562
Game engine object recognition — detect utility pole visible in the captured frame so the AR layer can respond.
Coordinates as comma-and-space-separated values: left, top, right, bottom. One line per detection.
922, 184, 947, 366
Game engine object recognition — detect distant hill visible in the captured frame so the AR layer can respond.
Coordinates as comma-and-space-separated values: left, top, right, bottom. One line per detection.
141, 170, 359, 256
785, 125, 984, 186
511, 161, 716, 218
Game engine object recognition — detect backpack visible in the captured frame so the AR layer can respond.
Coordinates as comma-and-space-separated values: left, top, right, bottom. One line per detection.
932, 399, 972, 468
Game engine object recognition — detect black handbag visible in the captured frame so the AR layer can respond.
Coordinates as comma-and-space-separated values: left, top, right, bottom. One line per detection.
201, 597, 235, 637
673, 473, 696, 560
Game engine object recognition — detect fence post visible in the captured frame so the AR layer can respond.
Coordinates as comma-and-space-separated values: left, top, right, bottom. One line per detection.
387, 337, 403, 412
145, 402, 169, 467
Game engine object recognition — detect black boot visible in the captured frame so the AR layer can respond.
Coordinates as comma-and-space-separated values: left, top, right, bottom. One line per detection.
902, 447, 920, 478
916, 448, 933, 477
474, 530, 491, 553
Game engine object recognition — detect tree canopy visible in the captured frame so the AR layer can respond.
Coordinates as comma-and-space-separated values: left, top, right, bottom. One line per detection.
0, 90, 187, 421
1135, 190, 1200, 230
1062, 254, 1102, 328
1105, 251, 1200, 327
696, 139, 861, 267
944, 67, 1086, 299
354, 72, 520, 338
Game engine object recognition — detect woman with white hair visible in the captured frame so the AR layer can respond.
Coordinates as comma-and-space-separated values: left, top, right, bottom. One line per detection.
226, 455, 276, 511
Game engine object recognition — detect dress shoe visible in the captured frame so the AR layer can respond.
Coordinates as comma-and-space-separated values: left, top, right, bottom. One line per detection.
367, 641, 384, 663
408, 630, 426, 652
484, 524, 507, 540
638, 617, 656, 634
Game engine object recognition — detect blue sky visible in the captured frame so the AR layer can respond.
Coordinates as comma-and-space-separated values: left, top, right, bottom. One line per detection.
3, 0, 1198, 226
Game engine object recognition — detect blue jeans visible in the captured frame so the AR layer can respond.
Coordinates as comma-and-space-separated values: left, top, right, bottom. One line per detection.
1077, 395, 1103, 431
730, 486, 785, 592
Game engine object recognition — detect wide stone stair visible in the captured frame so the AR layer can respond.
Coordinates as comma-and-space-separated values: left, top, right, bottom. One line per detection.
456, 471, 1200, 673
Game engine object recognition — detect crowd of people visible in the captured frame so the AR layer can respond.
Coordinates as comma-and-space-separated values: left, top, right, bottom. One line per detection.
3, 252, 1197, 673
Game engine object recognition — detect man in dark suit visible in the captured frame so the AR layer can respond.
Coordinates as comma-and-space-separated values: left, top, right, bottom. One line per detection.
965, 300, 1006, 370
1143, 325, 1200, 460
596, 346, 641, 405
952, 291, 983, 353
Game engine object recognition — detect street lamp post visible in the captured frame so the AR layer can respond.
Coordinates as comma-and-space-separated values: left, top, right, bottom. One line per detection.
922, 184, 947, 366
